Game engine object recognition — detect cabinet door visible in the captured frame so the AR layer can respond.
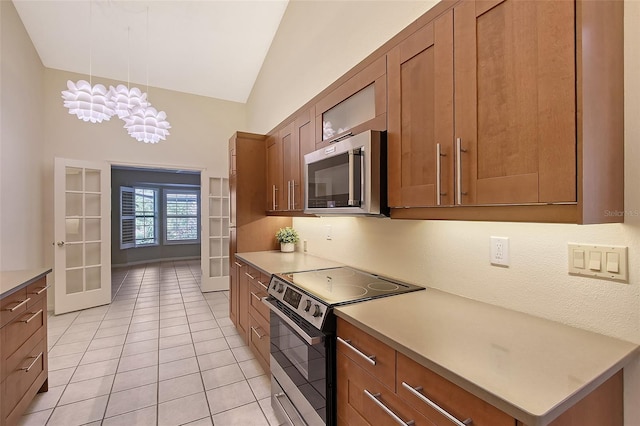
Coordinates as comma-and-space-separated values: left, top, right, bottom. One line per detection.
454, 0, 576, 205
281, 123, 298, 211
337, 351, 434, 426
229, 238, 239, 327
266, 134, 284, 211
294, 109, 314, 211
388, 11, 454, 208
238, 264, 250, 341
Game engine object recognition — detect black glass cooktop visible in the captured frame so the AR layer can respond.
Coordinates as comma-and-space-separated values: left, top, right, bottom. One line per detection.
277, 266, 424, 305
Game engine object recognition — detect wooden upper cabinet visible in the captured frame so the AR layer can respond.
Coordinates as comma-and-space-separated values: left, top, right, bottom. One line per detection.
454, 0, 576, 206
388, 10, 454, 208
295, 108, 315, 211
266, 132, 284, 212
389, 0, 622, 223
266, 108, 315, 214
315, 56, 387, 148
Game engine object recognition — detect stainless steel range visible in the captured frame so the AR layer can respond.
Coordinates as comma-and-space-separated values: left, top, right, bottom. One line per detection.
264, 266, 425, 425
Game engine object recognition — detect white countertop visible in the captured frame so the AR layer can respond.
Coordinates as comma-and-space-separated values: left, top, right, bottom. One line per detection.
235, 251, 344, 274
0, 268, 52, 299
334, 289, 639, 426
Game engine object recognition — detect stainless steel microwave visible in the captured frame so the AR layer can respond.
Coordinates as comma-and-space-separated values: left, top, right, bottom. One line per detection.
304, 130, 387, 216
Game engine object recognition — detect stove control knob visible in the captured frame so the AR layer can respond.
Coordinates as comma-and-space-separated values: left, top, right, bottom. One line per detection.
304, 300, 312, 312
277, 283, 285, 293
312, 304, 322, 318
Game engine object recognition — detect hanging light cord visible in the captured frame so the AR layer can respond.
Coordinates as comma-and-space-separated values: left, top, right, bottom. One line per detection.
146, 6, 149, 94
127, 26, 130, 90
89, 0, 93, 86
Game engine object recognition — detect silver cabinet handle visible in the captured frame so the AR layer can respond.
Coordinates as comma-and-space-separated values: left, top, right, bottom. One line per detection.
272, 185, 278, 210
436, 143, 447, 206
251, 326, 266, 339
287, 180, 292, 210
401, 382, 472, 426
31, 285, 51, 295
292, 180, 296, 209
455, 137, 467, 205
364, 390, 415, 425
337, 336, 376, 365
22, 309, 43, 324
250, 291, 262, 302
245, 272, 255, 280
234, 261, 243, 268
257, 280, 268, 291
21, 351, 43, 372
6, 298, 31, 312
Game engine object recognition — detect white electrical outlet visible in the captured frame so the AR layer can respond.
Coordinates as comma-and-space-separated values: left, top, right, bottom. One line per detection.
490, 236, 510, 266
325, 225, 332, 240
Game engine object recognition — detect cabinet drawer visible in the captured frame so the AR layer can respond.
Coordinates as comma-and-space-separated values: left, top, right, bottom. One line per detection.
338, 351, 434, 426
397, 353, 514, 426
2, 298, 46, 363
336, 318, 395, 391
1, 288, 29, 328
25, 277, 49, 306
248, 312, 270, 370
3, 338, 46, 417
249, 280, 269, 322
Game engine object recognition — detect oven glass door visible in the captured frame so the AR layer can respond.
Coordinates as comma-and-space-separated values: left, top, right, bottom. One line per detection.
270, 310, 327, 424
306, 148, 362, 209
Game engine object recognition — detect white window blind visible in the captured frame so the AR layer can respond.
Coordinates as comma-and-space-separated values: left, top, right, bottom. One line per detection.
164, 190, 200, 244
119, 186, 158, 248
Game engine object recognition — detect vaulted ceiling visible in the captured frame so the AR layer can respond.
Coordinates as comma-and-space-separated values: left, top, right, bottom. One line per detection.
13, 0, 289, 103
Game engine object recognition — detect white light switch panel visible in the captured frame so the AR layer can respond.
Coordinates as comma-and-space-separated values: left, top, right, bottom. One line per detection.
568, 244, 628, 282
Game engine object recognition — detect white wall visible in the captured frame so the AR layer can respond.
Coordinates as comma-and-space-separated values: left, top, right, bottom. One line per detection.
0, 0, 45, 270
247, 0, 438, 133
247, 1, 640, 424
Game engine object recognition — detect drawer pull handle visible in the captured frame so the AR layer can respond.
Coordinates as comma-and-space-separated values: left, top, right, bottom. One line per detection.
21, 351, 43, 373
6, 298, 31, 312
365, 390, 415, 425
245, 272, 255, 280
337, 336, 376, 365
401, 382, 472, 426
32, 285, 51, 295
250, 291, 262, 302
251, 326, 266, 339
257, 280, 268, 290
234, 261, 243, 268
22, 309, 43, 323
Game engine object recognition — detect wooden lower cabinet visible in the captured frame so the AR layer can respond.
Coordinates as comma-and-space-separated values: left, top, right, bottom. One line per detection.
397, 353, 514, 426
1, 276, 49, 426
337, 317, 625, 426
337, 351, 435, 426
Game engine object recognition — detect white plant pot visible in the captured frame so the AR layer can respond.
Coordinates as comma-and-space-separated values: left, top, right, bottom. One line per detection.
280, 242, 295, 253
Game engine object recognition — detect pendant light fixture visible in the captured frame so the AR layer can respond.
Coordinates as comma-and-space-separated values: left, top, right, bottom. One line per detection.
61, 0, 115, 123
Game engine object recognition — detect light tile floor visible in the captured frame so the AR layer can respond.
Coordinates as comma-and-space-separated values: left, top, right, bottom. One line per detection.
20, 260, 280, 426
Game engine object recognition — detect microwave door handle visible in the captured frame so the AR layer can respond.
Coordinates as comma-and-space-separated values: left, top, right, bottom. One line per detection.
348, 150, 356, 206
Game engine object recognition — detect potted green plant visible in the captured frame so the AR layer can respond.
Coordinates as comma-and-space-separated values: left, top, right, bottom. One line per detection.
276, 227, 299, 252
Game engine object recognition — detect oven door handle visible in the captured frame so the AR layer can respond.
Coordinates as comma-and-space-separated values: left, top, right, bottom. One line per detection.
263, 298, 324, 346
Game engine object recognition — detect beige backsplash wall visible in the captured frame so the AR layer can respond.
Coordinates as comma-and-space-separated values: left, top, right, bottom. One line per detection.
248, 1, 640, 424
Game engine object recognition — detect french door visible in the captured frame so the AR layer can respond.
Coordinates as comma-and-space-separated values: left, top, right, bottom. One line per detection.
54, 158, 111, 314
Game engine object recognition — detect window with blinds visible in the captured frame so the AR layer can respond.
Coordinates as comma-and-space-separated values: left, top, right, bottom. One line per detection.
119, 186, 158, 249
164, 190, 200, 244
